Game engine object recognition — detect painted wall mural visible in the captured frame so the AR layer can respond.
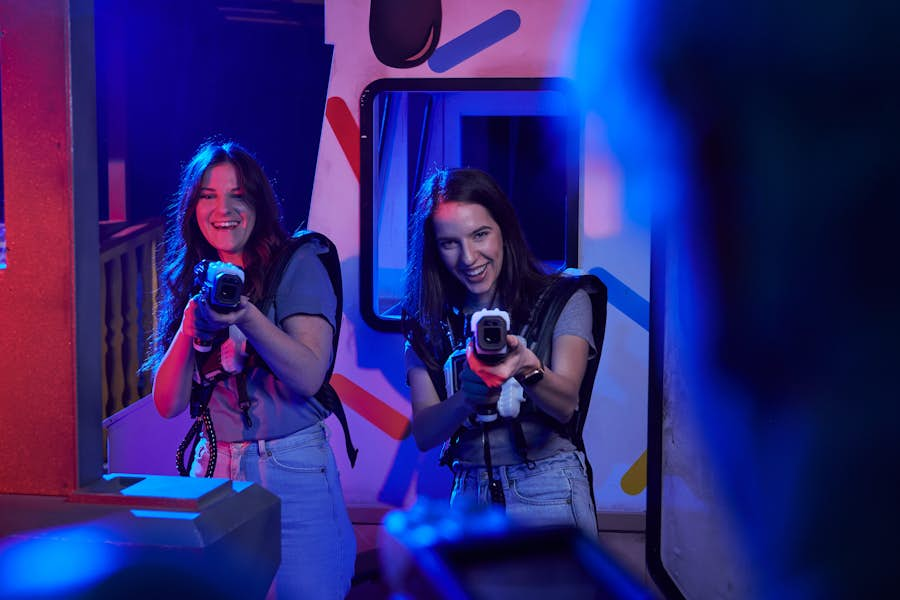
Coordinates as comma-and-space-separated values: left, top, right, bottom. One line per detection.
310, 0, 650, 515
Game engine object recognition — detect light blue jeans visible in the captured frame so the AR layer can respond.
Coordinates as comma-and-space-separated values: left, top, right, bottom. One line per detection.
450, 451, 599, 539
193, 422, 356, 600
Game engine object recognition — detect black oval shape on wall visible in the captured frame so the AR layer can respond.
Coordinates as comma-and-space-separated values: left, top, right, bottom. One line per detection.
369, 0, 442, 68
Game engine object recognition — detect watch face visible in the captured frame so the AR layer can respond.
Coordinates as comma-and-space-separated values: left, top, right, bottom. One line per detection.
521, 368, 544, 386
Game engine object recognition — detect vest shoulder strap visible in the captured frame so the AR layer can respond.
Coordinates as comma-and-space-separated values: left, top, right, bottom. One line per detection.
522, 271, 608, 451
257, 229, 358, 467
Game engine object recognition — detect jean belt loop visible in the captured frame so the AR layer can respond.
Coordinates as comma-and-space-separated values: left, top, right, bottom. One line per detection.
574, 449, 587, 472
257, 439, 266, 455
498, 464, 510, 489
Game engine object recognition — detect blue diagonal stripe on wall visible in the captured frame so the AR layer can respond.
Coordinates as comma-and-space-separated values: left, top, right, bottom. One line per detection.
590, 267, 649, 331
428, 10, 521, 73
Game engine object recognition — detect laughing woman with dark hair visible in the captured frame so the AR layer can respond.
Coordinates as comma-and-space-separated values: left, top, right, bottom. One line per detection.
402, 167, 603, 537
145, 140, 355, 599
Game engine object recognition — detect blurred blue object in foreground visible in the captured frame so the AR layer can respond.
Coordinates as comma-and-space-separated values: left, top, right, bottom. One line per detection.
379, 498, 653, 600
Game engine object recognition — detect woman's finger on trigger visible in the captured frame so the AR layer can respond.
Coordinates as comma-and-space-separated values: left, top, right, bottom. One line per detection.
196, 297, 215, 323
507, 334, 525, 351
186, 296, 200, 320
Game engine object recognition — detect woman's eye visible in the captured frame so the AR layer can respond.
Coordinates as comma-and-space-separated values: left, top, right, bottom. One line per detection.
474, 230, 488, 240
438, 240, 456, 250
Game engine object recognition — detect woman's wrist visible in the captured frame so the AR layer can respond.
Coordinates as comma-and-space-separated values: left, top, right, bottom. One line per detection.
233, 300, 260, 331
177, 322, 194, 342
513, 348, 542, 378
515, 355, 545, 387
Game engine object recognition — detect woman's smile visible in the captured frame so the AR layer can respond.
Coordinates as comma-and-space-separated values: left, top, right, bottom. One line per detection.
432, 201, 504, 307
195, 162, 256, 266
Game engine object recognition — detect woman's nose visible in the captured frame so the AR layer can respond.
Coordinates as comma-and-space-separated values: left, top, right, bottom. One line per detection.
460, 241, 476, 265
215, 196, 236, 214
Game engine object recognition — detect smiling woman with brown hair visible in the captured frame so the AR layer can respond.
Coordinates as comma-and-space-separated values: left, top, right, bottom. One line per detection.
403, 167, 606, 537
146, 140, 355, 599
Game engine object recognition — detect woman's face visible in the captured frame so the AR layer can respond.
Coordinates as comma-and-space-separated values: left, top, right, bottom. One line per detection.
432, 201, 504, 307
195, 162, 256, 266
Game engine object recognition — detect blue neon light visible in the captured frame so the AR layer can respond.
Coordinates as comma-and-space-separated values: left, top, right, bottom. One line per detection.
0, 525, 120, 596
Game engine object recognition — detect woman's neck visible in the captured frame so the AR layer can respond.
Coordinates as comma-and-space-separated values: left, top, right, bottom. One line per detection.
218, 251, 244, 268
463, 294, 498, 313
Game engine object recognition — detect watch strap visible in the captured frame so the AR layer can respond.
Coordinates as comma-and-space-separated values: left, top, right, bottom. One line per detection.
516, 361, 545, 387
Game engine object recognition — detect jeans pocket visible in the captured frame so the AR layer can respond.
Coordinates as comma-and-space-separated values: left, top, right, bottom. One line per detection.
266, 442, 327, 474
511, 469, 572, 505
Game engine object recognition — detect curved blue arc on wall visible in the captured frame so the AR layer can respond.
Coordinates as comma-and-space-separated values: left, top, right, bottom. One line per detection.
428, 10, 521, 73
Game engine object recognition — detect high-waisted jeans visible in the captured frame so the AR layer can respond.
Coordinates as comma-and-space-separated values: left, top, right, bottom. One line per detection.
192, 422, 355, 600
450, 450, 599, 539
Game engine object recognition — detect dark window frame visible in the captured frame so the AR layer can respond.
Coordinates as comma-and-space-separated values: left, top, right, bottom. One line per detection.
359, 77, 581, 332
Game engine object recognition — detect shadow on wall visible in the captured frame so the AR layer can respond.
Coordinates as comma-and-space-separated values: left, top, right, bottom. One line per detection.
104, 394, 192, 476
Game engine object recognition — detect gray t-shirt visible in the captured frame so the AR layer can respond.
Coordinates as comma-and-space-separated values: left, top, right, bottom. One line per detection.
209, 240, 337, 441
405, 288, 595, 466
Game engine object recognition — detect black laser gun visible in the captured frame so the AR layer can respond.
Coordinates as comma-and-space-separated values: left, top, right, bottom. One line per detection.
471, 308, 510, 365
196, 260, 244, 312
192, 260, 245, 352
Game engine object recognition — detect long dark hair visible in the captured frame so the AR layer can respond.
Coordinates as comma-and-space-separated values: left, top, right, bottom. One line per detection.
143, 140, 288, 373
402, 167, 555, 370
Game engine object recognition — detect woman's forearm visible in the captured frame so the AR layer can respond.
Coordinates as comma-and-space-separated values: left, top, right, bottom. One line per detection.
152, 329, 195, 418
411, 390, 473, 451
518, 368, 580, 424
515, 335, 588, 424
471, 334, 587, 425
237, 307, 332, 398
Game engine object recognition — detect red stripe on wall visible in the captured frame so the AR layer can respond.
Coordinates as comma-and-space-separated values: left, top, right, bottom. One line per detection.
331, 374, 410, 440
325, 96, 360, 182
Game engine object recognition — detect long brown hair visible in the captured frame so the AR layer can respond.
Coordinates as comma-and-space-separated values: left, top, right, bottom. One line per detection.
143, 140, 288, 373
402, 167, 555, 370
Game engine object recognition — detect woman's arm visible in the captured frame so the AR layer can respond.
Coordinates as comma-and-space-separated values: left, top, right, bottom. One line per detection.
469, 288, 594, 424
152, 295, 333, 417
237, 306, 333, 397
511, 334, 588, 423
234, 244, 336, 397
467, 333, 589, 425
152, 332, 196, 418
186, 292, 333, 398
152, 298, 214, 418
408, 365, 483, 451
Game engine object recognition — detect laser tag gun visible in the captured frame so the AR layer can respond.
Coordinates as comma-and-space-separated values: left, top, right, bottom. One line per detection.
472, 308, 526, 419
192, 260, 245, 352
471, 308, 510, 364
178, 260, 247, 477
442, 309, 525, 422
443, 308, 511, 400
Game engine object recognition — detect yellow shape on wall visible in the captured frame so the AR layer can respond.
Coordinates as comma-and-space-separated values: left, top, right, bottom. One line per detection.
620, 449, 647, 496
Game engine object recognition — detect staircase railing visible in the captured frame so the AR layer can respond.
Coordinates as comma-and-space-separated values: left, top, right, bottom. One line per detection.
99, 218, 164, 422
